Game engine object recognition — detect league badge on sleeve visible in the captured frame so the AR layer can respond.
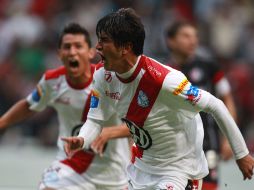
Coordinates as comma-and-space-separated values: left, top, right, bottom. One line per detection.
137, 90, 149, 108
32, 85, 43, 102
90, 90, 100, 108
186, 85, 201, 105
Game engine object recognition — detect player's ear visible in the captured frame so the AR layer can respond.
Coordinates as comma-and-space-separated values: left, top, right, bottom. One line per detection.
122, 43, 132, 55
88, 48, 96, 59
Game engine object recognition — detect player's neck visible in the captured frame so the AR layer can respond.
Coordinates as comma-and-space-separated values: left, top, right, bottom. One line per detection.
171, 52, 189, 66
115, 54, 139, 74
67, 66, 92, 87
117, 56, 140, 79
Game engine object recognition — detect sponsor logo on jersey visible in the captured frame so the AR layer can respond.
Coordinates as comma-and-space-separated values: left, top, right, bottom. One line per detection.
122, 118, 152, 150
31, 85, 43, 102
71, 124, 83, 136
90, 90, 100, 108
186, 85, 201, 105
105, 90, 121, 100
137, 90, 149, 107
173, 78, 189, 95
104, 71, 112, 82
147, 64, 162, 77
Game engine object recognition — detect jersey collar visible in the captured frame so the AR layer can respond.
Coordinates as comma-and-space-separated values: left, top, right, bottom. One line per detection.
116, 55, 144, 83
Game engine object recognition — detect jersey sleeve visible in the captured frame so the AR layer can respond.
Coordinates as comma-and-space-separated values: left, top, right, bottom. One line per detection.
87, 69, 115, 121
26, 75, 50, 112
163, 70, 249, 159
162, 70, 210, 115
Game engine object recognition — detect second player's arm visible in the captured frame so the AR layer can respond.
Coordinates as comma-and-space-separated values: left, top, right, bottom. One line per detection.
91, 123, 130, 156
0, 99, 35, 130
62, 118, 130, 157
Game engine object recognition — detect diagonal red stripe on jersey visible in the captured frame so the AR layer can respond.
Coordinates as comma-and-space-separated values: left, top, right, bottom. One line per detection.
125, 56, 169, 162
61, 150, 94, 174
126, 56, 170, 127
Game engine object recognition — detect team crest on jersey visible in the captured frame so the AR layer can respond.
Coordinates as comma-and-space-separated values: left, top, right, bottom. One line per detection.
104, 71, 112, 82
90, 90, 100, 108
137, 90, 149, 107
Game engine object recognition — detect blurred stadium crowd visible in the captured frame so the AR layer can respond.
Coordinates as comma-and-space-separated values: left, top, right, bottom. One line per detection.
0, 0, 253, 153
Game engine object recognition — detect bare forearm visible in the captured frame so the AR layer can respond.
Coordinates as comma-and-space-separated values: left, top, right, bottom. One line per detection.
105, 123, 131, 139
0, 99, 34, 129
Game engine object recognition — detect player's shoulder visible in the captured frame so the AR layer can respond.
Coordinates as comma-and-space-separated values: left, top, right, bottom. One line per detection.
163, 64, 188, 88
44, 66, 66, 81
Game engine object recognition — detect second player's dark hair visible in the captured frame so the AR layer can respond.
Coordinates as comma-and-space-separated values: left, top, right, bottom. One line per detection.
58, 23, 92, 48
166, 21, 195, 39
96, 8, 145, 56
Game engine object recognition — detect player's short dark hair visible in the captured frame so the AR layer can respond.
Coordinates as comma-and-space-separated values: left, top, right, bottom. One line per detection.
96, 8, 145, 56
58, 23, 92, 48
166, 21, 195, 39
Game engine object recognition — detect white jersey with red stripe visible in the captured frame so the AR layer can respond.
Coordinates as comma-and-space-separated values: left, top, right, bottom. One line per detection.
88, 55, 210, 180
26, 64, 130, 188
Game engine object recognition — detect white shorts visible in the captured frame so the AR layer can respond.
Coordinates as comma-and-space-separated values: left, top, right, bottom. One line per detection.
39, 161, 127, 190
127, 164, 202, 190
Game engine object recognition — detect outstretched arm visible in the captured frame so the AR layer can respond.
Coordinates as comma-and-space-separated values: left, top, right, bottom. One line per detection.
220, 92, 237, 160
0, 99, 35, 130
203, 92, 253, 180
165, 70, 253, 180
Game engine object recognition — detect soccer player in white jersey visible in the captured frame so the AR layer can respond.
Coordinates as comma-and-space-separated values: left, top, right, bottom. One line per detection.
62, 9, 254, 190
0, 23, 130, 190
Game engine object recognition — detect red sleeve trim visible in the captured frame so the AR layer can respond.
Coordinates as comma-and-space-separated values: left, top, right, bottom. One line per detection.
45, 66, 66, 80
212, 71, 224, 84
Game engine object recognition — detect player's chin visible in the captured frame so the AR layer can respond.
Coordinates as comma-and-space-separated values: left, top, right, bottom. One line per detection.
69, 72, 81, 78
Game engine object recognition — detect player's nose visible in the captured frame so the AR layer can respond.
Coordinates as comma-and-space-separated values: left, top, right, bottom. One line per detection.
69, 46, 77, 55
96, 42, 102, 51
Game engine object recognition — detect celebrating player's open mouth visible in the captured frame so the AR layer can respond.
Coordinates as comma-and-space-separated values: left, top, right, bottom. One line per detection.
69, 59, 79, 68
97, 52, 106, 64
67, 59, 80, 75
